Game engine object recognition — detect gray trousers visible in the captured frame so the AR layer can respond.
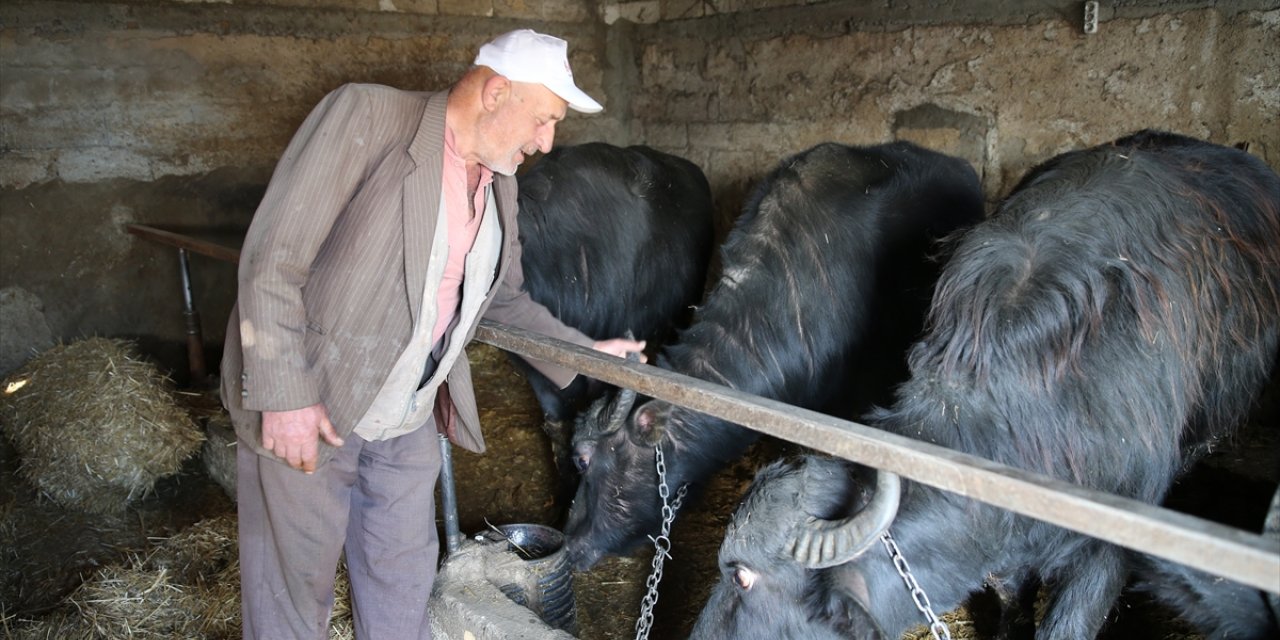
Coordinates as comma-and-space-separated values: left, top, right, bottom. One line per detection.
237, 422, 442, 639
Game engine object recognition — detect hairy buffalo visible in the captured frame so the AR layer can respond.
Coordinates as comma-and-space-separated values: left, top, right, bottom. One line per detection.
692, 131, 1280, 639
563, 141, 986, 570
1129, 483, 1280, 639
513, 143, 715, 503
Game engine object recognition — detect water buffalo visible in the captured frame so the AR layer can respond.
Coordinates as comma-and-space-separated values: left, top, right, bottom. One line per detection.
692, 131, 1280, 639
1129, 483, 1280, 639
563, 141, 986, 570
512, 142, 715, 505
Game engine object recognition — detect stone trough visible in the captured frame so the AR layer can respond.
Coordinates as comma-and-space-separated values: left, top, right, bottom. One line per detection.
429, 524, 579, 640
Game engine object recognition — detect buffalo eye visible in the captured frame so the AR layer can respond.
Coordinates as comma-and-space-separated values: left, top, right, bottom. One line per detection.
733, 565, 758, 591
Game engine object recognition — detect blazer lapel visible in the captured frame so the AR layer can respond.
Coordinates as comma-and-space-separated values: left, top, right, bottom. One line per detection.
402, 91, 449, 327
489, 174, 519, 299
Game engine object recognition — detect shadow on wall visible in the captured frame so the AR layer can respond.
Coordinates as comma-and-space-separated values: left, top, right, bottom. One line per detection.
0, 168, 265, 381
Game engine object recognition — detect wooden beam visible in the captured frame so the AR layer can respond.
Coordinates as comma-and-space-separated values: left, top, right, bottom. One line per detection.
126, 224, 242, 264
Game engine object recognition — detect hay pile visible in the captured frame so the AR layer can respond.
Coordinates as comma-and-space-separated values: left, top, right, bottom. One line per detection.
5, 514, 357, 639
0, 338, 204, 514
70, 515, 240, 639
1, 515, 237, 640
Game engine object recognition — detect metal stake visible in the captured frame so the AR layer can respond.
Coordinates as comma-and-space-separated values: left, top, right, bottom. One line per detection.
178, 248, 207, 383
438, 433, 463, 555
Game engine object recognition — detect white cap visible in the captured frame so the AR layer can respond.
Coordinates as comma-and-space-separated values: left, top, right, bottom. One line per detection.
474, 29, 603, 114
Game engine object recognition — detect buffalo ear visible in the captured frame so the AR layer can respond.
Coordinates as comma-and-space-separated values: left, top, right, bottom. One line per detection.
818, 570, 883, 640
631, 401, 666, 445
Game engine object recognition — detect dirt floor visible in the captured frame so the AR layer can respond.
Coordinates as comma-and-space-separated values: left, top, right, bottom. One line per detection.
1, 342, 1277, 638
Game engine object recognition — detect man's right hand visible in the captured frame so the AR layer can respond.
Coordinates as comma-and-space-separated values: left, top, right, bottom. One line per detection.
261, 403, 346, 474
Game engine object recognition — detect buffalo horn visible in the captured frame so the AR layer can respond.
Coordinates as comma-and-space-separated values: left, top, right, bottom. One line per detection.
604, 351, 641, 434
786, 470, 901, 569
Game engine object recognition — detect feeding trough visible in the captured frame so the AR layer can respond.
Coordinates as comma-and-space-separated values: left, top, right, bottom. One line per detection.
429, 522, 580, 640
429, 433, 579, 639
470, 523, 578, 635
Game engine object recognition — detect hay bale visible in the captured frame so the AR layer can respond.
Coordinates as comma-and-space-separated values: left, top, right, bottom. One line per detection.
201, 412, 237, 502
0, 338, 204, 514
12, 513, 361, 638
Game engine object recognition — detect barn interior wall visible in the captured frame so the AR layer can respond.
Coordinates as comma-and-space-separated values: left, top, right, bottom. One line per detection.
0, 0, 615, 380
626, 1, 1280, 228
1, 0, 1277, 379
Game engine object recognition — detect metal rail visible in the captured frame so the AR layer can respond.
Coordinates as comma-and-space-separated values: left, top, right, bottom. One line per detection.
475, 320, 1280, 594
120, 223, 1279, 591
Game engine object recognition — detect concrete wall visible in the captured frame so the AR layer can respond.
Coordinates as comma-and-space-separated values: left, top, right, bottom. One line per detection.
625, 2, 1280, 225
2, 0, 1277, 378
0, 0, 614, 379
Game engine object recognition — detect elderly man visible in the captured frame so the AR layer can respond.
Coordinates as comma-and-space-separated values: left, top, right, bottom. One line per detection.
220, 29, 643, 639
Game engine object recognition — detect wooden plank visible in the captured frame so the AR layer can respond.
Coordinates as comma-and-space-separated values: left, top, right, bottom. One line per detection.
475, 319, 1280, 594
126, 224, 242, 264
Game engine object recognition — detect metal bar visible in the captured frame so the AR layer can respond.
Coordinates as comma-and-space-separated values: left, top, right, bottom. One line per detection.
438, 433, 464, 556
178, 248, 207, 382
127, 224, 238, 384
474, 319, 1280, 594
127, 223, 242, 264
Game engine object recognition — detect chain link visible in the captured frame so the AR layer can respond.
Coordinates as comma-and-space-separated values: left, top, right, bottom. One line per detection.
881, 530, 952, 640
634, 445, 688, 640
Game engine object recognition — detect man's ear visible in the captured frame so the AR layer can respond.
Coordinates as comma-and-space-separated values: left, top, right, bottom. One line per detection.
480, 74, 510, 113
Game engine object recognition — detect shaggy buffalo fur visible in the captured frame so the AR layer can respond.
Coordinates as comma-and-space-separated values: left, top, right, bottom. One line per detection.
563, 141, 985, 570
513, 143, 715, 507
692, 131, 1280, 639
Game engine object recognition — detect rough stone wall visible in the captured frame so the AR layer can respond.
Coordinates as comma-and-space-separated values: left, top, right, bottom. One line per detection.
2, 0, 1277, 377
627, 3, 1280, 225
0, 0, 612, 378
1, 1, 609, 190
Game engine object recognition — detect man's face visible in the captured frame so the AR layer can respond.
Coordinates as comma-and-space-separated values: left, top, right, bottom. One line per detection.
477, 81, 567, 176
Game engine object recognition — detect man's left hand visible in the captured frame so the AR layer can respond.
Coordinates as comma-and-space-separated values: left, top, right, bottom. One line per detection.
592, 337, 647, 363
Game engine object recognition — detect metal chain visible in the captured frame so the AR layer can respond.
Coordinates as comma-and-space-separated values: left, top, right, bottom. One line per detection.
634, 445, 688, 640
881, 530, 952, 640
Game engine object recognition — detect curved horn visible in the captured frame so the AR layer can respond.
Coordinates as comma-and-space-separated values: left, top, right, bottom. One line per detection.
604, 351, 641, 434
786, 470, 901, 569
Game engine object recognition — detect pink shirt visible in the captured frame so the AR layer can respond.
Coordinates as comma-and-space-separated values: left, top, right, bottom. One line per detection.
433, 127, 494, 345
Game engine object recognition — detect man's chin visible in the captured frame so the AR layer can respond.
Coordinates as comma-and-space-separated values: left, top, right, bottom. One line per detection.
491, 158, 519, 176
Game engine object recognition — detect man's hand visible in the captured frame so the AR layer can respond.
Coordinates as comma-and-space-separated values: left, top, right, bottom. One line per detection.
261, 403, 345, 474
592, 337, 647, 363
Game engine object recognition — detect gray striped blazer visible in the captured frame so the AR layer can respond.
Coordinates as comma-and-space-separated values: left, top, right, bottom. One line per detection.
221, 83, 591, 464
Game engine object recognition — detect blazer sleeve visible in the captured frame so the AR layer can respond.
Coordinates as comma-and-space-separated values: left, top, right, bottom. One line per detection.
235, 84, 375, 412
482, 225, 594, 389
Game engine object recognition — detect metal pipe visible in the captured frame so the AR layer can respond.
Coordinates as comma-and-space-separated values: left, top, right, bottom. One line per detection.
178, 248, 207, 383
438, 433, 463, 556
473, 319, 1280, 594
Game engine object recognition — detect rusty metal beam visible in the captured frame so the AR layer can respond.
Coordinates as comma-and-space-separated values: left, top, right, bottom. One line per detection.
126, 224, 242, 264
475, 319, 1280, 594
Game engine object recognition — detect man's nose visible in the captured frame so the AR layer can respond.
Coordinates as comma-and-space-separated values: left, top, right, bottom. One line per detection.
536, 124, 555, 153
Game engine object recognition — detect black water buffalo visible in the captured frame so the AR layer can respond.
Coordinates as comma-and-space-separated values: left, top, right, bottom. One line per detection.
513, 142, 715, 502
691, 131, 1280, 639
563, 141, 986, 570
1129, 483, 1280, 639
